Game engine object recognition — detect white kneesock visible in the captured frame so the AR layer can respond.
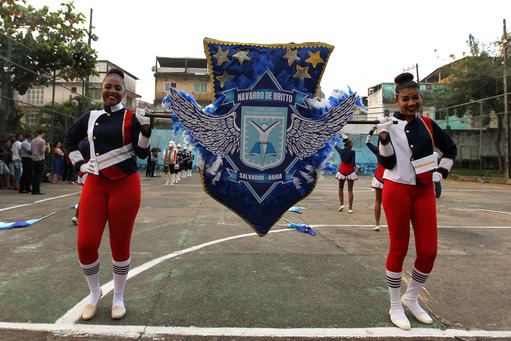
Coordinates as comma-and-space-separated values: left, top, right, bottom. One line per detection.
403, 267, 430, 316
386, 269, 407, 321
112, 258, 131, 308
80, 259, 101, 306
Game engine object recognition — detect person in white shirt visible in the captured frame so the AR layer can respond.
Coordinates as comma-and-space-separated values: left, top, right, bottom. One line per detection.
11, 133, 23, 191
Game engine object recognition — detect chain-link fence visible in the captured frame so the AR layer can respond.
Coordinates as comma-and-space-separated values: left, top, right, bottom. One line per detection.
0, 33, 102, 178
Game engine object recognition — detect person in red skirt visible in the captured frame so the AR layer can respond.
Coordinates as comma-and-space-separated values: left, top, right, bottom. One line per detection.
377, 72, 457, 330
65, 69, 151, 321
334, 138, 361, 213
365, 126, 384, 231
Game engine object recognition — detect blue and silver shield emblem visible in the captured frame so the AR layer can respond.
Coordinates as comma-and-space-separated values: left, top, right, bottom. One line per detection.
162, 39, 360, 236
241, 107, 286, 170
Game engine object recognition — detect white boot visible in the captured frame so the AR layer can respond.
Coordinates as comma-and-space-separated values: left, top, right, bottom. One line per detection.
164, 174, 170, 186
112, 258, 130, 319
170, 173, 176, 186
402, 267, 433, 324
386, 269, 410, 330
80, 259, 102, 320
177, 172, 181, 182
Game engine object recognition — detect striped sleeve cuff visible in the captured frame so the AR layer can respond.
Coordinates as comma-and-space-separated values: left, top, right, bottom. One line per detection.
378, 138, 394, 157
439, 157, 454, 172
138, 133, 151, 149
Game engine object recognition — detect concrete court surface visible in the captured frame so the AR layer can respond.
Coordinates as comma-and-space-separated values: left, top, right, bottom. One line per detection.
0, 172, 510, 341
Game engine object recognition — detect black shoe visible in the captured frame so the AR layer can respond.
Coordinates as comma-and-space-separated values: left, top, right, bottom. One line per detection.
32, 191, 46, 195
19, 190, 27, 193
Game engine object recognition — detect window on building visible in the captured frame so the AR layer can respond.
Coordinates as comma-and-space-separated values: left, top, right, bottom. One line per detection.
194, 83, 207, 93
435, 109, 446, 121
71, 87, 77, 93
164, 82, 177, 92
126, 97, 132, 108
26, 87, 44, 106
25, 112, 39, 127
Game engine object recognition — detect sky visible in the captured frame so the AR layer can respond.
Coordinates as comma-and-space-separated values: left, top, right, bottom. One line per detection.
37, 0, 511, 104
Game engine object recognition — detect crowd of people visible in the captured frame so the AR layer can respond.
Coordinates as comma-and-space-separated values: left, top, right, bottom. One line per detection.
0, 130, 86, 194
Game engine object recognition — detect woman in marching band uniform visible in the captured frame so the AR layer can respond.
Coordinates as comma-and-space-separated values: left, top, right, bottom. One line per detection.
334, 138, 361, 213
377, 73, 457, 330
65, 69, 151, 321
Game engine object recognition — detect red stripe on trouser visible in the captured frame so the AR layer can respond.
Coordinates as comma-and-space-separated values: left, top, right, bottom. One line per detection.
382, 180, 437, 274
77, 173, 141, 264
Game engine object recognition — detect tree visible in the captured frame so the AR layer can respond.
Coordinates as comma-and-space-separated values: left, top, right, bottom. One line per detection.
433, 34, 511, 172
0, 0, 98, 139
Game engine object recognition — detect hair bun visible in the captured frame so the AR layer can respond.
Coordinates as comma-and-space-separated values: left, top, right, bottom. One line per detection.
107, 68, 125, 79
394, 72, 414, 84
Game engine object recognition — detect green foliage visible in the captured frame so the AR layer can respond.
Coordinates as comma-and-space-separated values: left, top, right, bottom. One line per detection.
0, 0, 98, 95
432, 34, 509, 119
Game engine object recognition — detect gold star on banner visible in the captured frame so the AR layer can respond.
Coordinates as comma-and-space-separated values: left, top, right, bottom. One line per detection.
213, 46, 230, 66
283, 47, 300, 66
216, 71, 235, 88
233, 49, 251, 65
293, 65, 311, 81
305, 50, 324, 68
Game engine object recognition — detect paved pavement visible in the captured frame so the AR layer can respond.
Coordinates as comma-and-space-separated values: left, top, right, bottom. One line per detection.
0, 172, 510, 340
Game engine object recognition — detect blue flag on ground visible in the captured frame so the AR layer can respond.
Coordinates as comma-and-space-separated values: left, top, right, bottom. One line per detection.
0, 212, 56, 230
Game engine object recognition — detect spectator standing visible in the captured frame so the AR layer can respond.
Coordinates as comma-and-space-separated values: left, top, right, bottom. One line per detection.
0, 139, 12, 189
19, 133, 33, 193
31, 130, 46, 195
53, 142, 65, 183
11, 133, 23, 191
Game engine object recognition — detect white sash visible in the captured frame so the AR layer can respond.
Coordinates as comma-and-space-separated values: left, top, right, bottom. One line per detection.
96, 144, 135, 171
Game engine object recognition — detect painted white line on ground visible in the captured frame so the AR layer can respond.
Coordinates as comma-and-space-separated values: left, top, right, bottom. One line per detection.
55, 229, 292, 325
0, 192, 81, 212
312, 224, 511, 229
1, 323, 511, 339
477, 208, 511, 215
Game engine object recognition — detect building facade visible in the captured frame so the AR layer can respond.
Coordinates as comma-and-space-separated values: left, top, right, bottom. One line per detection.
15, 60, 140, 127
153, 57, 212, 111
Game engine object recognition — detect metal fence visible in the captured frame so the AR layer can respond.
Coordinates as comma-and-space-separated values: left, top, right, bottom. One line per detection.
1, 33, 102, 175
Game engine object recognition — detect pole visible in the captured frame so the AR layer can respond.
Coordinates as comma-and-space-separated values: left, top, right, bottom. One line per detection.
479, 101, 483, 176
85, 9, 93, 96
503, 19, 509, 178
143, 112, 398, 125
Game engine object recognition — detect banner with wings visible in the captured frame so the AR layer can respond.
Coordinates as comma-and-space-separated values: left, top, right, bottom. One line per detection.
163, 39, 363, 236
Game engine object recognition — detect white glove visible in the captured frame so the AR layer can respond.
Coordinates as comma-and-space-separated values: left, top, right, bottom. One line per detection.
136, 108, 150, 126
80, 158, 96, 174
376, 117, 395, 133
432, 171, 443, 183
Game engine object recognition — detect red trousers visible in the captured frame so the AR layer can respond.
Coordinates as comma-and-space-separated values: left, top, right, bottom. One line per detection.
382, 180, 437, 274
77, 173, 141, 264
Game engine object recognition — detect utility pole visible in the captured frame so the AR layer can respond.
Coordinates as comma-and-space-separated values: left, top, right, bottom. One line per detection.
503, 19, 509, 178
85, 9, 98, 99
